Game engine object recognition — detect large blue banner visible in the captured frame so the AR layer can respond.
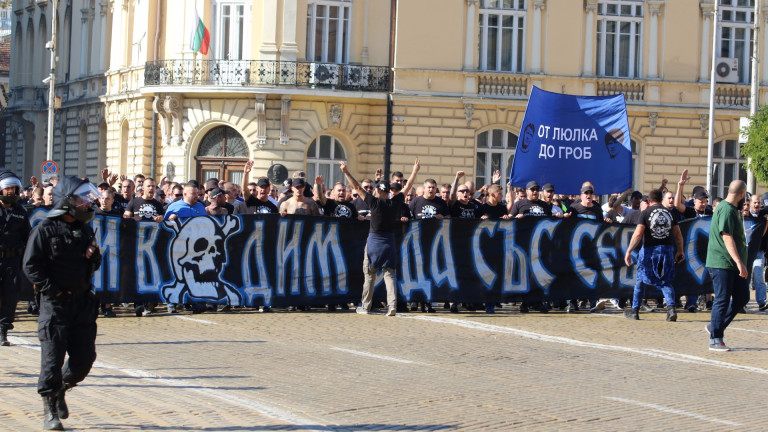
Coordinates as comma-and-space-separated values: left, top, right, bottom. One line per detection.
510, 86, 633, 195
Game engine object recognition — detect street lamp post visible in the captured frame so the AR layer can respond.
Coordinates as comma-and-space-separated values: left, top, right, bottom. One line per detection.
45, 0, 57, 162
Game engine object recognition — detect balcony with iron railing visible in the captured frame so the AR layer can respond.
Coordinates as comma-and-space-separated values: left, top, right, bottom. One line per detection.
144, 59, 391, 92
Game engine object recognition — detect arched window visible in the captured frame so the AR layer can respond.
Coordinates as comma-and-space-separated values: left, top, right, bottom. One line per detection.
476, 128, 517, 186
306, 134, 346, 185
195, 126, 249, 184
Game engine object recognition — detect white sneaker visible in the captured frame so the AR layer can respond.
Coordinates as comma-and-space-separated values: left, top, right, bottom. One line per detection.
386, 307, 396, 317
355, 306, 370, 315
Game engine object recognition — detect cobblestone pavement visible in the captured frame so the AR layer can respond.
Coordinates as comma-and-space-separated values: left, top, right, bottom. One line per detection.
2, 300, 767, 431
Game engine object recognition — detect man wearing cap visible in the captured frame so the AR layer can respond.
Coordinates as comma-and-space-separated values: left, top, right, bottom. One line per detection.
350, 178, 375, 218
205, 187, 233, 216
341, 159, 419, 317
541, 183, 564, 216
624, 189, 685, 322
23, 176, 102, 430
565, 183, 604, 221
279, 177, 320, 216
313, 176, 361, 220
0, 170, 32, 346
236, 177, 279, 215
124, 178, 165, 222
674, 169, 712, 218
510, 181, 553, 218
164, 183, 207, 220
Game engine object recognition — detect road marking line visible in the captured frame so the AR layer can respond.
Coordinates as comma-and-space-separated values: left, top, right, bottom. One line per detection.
731, 327, 768, 335
330, 347, 432, 366
7, 335, 330, 431
603, 396, 743, 426
401, 315, 768, 375
172, 315, 219, 325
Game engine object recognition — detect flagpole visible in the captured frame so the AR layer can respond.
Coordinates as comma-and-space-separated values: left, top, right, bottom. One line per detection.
706, 3, 718, 195
747, 0, 760, 194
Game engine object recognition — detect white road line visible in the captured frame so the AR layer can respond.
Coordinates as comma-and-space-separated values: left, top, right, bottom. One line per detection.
400, 315, 768, 375
731, 327, 768, 335
603, 396, 744, 426
330, 347, 432, 366
7, 335, 331, 431
172, 315, 219, 325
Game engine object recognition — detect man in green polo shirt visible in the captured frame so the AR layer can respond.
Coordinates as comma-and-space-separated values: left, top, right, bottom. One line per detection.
705, 180, 749, 352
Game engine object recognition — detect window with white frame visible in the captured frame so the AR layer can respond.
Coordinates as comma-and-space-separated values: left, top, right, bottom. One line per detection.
212, 1, 250, 60
306, 135, 347, 186
478, 0, 526, 72
306, 0, 351, 64
476, 129, 517, 187
718, 0, 754, 84
711, 139, 747, 200
596, 0, 643, 78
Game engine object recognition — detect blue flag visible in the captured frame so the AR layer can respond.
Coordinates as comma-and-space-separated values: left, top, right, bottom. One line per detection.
509, 86, 632, 195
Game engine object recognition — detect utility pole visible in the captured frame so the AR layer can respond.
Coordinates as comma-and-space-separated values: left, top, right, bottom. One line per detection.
747, 0, 760, 194
45, 0, 57, 161
706, 2, 718, 195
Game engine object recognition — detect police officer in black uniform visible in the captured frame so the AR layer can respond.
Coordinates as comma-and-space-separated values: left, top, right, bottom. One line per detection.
23, 176, 102, 430
0, 170, 32, 346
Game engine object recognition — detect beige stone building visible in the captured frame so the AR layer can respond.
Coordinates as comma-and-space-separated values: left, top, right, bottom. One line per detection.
4, 0, 765, 199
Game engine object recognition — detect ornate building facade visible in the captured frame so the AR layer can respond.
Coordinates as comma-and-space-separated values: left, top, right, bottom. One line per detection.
4, 0, 765, 197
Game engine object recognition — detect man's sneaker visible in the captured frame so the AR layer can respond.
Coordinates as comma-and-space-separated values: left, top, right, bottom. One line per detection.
704, 323, 712, 335
103, 309, 116, 318
134, 305, 144, 317
355, 306, 370, 315
0, 328, 9, 346
760, 303, 768, 312
485, 305, 495, 314
589, 300, 606, 313
566, 302, 576, 313
686, 304, 698, 313
216, 305, 231, 313
449, 303, 459, 314
258, 306, 272, 313
640, 302, 655, 312
519, 303, 529, 313
624, 309, 639, 320
709, 342, 731, 352
666, 308, 677, 322
610, 298, 621, 309
386, 307, 396, 317
287, 306, 297, 311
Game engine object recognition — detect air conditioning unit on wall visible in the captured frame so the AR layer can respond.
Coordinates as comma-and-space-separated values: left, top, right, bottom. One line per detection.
715, 57, 739, 83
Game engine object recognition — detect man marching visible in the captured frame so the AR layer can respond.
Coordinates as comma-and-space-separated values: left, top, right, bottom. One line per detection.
341, 158, 419, 316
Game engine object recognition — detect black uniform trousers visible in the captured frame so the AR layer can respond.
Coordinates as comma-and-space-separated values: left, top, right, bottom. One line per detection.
0, 260, 21, 331
37, 292, 98, 395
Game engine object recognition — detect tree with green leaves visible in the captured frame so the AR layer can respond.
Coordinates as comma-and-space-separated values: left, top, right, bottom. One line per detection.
740, 104, 768, 185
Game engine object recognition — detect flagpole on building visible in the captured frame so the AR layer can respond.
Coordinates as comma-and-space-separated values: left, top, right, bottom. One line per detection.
706, 2, 718, 195
747, 0, 761, 194
45, 0, 58, 161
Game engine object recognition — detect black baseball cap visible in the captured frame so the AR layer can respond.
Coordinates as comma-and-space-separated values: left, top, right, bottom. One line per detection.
292, 178, 307, 188
581, 185, 594, 194
390, 182, 403, 192
526, 181, 540, 190
208, 187, 228, 199
376, 180, 391, 193
693, 190, 709, 200
542, 183, 554, 192
256, 177, 271, 187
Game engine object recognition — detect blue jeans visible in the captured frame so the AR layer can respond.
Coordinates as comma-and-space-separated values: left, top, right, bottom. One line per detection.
631, 246, 676, 310
752, 256, 767, 306
707, 267, 750, 341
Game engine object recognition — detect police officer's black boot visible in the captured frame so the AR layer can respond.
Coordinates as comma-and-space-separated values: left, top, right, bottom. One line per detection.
0, 328, 9, 346
42, 394, 64, 430
56, 384, 71, 419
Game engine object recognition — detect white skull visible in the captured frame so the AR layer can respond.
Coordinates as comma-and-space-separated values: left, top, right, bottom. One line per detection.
164, 216, 241, 303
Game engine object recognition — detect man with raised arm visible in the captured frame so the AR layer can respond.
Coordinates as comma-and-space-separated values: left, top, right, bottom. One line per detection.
341, 158, 420, 317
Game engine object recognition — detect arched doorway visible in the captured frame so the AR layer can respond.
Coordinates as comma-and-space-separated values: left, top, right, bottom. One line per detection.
195, 126, 249, 185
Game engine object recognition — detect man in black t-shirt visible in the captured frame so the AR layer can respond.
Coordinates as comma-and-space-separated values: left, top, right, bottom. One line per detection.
314, 176, 362, 220
510, 181, 552, 218
235, 177, 279, 215
565, 184, 604, 221
124, 178, 164, 222
96, 189, 124, 216
341, 159, 419, 317
478, 184, 511, 220
410, 179, 450, 220
350, 178, 374, 218
624, 189, 685, 321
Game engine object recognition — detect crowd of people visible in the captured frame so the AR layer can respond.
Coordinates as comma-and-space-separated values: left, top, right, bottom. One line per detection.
8, 163, 767, 323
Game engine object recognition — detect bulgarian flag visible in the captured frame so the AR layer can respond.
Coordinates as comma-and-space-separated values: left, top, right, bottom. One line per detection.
189, 7, 210, 55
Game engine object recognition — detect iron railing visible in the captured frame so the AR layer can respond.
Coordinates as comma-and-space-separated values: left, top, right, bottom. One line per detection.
144, 59, 391, 92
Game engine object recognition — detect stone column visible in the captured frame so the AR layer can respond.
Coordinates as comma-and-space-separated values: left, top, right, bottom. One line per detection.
583, 0, 598, 76
700, 2, 715, 82
360, 0, 370, 65
97, 2, 108, 72
260, 0, 279, 60
463, 0, 478, 70
531, 0, 546, 73
280, 0, 299, 61
647, 1, 664, 78
80, 7, 89, 77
